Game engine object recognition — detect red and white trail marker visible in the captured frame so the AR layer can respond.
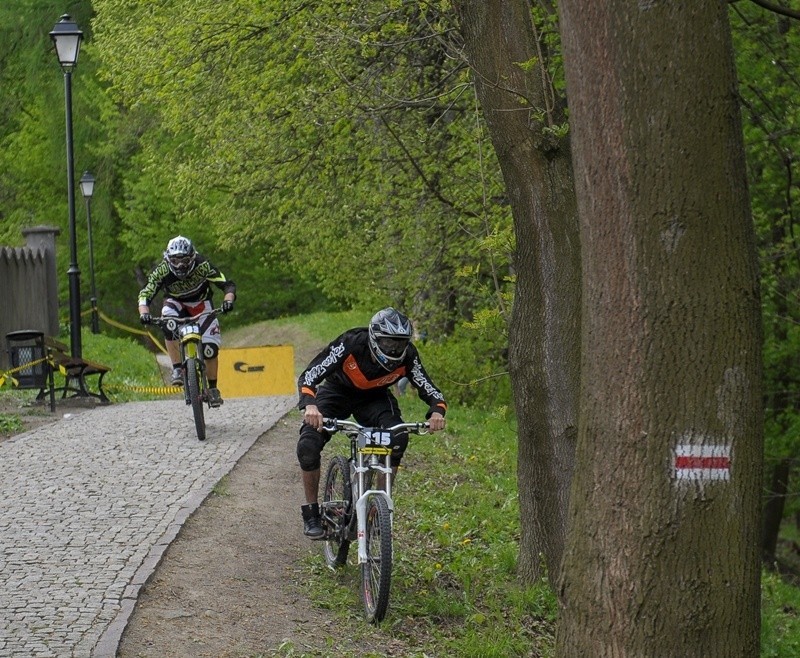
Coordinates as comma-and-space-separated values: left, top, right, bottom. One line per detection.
673, 444, 731, 481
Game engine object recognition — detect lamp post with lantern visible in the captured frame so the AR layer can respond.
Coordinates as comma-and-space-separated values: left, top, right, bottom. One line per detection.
79, 171, 99, 334
49, 14, 84, 359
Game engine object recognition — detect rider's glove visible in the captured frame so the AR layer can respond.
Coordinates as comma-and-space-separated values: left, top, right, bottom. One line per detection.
139, 312, 152, 325
222, 300, 234, 314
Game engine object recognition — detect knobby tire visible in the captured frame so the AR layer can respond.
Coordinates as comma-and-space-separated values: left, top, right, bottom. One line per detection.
322, 456, 351, 568
361, 495, 392, 623
185, 357, 206, 441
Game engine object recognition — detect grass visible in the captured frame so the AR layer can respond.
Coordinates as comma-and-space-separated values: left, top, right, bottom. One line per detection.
0, 412, 24, 434
3, 311, 800, 655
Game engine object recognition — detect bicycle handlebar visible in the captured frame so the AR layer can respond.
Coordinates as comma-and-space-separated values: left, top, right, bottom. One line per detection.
322, 418, 430, 435
150, 307, 224, 330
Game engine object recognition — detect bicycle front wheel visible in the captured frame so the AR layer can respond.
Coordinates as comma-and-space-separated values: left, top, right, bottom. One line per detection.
185, 357, 206, 441
322, 456, 351, 568
361, 495, 392, 623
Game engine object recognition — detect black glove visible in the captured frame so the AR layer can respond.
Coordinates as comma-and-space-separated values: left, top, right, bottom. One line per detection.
222, 300, 234, 314
140, 312, 152, 325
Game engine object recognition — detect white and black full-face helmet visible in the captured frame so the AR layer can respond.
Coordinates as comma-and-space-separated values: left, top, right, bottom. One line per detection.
163, 236, 197, 279
368, 307, 412, 370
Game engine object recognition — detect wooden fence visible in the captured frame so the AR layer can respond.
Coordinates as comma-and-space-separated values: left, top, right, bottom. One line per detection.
0, 226, 61, 369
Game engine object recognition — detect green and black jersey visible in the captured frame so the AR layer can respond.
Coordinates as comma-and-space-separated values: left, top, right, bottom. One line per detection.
138, 256, 236, 306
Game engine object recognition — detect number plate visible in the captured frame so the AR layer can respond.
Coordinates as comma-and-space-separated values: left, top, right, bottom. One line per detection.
179, 324, 201, 339
358, 429, 391, 448
358, 430, 393, 455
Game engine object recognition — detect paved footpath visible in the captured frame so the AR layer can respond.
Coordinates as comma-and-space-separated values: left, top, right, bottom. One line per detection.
0, 395, 295, 658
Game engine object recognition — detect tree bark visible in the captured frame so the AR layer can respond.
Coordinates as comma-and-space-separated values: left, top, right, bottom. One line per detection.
452, 0, 581, 585
556, 2, 763, 656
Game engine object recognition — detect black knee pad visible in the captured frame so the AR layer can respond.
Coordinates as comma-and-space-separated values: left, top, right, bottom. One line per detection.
297, 427, 324, 471
201, 342, 219, 359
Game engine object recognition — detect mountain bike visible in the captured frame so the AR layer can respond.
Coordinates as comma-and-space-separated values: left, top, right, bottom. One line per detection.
320, 418, 430, 623
150, 307, 223, 441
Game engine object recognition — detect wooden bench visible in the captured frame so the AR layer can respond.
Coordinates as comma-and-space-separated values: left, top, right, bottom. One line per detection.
38, 337, 112, 406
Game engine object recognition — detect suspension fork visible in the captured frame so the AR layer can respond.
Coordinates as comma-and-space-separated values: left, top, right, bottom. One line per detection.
354, 455, 394, 564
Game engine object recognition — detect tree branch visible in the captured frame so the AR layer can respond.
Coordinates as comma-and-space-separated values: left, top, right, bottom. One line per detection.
745, 0, 800, 21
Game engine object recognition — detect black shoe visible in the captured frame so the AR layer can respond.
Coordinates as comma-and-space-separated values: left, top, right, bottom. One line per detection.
301, 503, 325, 540
207, 387, 223, 408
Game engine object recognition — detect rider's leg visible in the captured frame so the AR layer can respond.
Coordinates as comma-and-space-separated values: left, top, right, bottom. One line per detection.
166, 339, 180, 364
297, 424, 326, 538
297, 389, 350, 539
302, 468, 321, 504
297, 423, 326, 504
206, 356, 218, 381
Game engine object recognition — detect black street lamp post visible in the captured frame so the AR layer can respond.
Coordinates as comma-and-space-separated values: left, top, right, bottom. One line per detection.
79, 171, 99, 334
49, 14, 84, 359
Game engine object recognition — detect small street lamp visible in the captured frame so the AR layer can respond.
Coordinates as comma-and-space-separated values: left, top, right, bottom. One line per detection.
49, 14, 84, 359
79, 171, 99, 334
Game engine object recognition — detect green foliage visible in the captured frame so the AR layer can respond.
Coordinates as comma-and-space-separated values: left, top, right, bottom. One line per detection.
422, 314, 512, 409
730, 4, 800, 518
87, 0, 512, 335
0, 413, 24, 434
762, 569, 800, 657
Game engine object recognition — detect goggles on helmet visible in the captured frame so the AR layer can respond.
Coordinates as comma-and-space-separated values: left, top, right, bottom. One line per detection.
376, 336, 409, 359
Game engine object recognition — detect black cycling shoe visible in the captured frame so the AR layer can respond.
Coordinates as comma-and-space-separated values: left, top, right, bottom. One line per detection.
301, 503, 325, 540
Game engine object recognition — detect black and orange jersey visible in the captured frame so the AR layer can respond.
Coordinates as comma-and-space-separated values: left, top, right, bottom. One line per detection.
298, 328, 447, 418
138, 255, 236, 306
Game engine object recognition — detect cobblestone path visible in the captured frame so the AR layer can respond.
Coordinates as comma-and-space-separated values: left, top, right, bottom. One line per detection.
0, 395, 294, 657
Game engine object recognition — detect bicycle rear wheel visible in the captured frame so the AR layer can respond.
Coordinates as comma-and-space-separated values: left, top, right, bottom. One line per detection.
322, 456, 351, 568
361, 495, 392, 623
185, 357, 206, 441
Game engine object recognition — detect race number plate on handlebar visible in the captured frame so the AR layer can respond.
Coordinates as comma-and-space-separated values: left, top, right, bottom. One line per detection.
358, 429, 393, 455
179, 324, 202, 340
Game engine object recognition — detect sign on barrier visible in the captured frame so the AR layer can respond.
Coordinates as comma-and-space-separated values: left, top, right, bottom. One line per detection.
217, 345, 295, 398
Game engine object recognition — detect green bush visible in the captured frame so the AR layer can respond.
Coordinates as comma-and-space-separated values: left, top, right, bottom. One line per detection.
422, 318, 511, 410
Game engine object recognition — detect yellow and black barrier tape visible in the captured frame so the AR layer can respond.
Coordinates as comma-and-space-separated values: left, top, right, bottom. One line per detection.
104, 383, 183, 396
68, 307, 168, 355
0, 356, 50, 388
96, 310, 168, 354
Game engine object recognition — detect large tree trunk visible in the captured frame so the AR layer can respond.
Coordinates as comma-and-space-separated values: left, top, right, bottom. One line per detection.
556, 3, 763, 656
452, 0, 581, 585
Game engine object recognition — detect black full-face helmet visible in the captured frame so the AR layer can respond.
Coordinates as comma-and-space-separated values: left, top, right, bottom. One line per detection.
163, 236, 197, 279
368, 307, 412, 370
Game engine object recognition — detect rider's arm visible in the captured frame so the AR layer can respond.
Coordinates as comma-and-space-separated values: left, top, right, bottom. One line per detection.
403, 346, 448, 421
204, 259, 237, 299
137, 262, 168, 309
297, 332, 351, 410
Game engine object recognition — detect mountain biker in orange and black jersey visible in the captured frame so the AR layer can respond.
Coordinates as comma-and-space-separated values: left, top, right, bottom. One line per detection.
296, 307, 447, 538
137, 236, 236, 405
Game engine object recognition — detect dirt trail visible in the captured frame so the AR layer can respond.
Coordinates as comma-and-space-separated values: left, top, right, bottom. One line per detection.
116, 322, 400, 657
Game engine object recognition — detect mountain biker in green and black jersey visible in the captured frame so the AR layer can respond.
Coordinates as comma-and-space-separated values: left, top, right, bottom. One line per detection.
296, 307, 447, 539
137, 236, 236, 407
